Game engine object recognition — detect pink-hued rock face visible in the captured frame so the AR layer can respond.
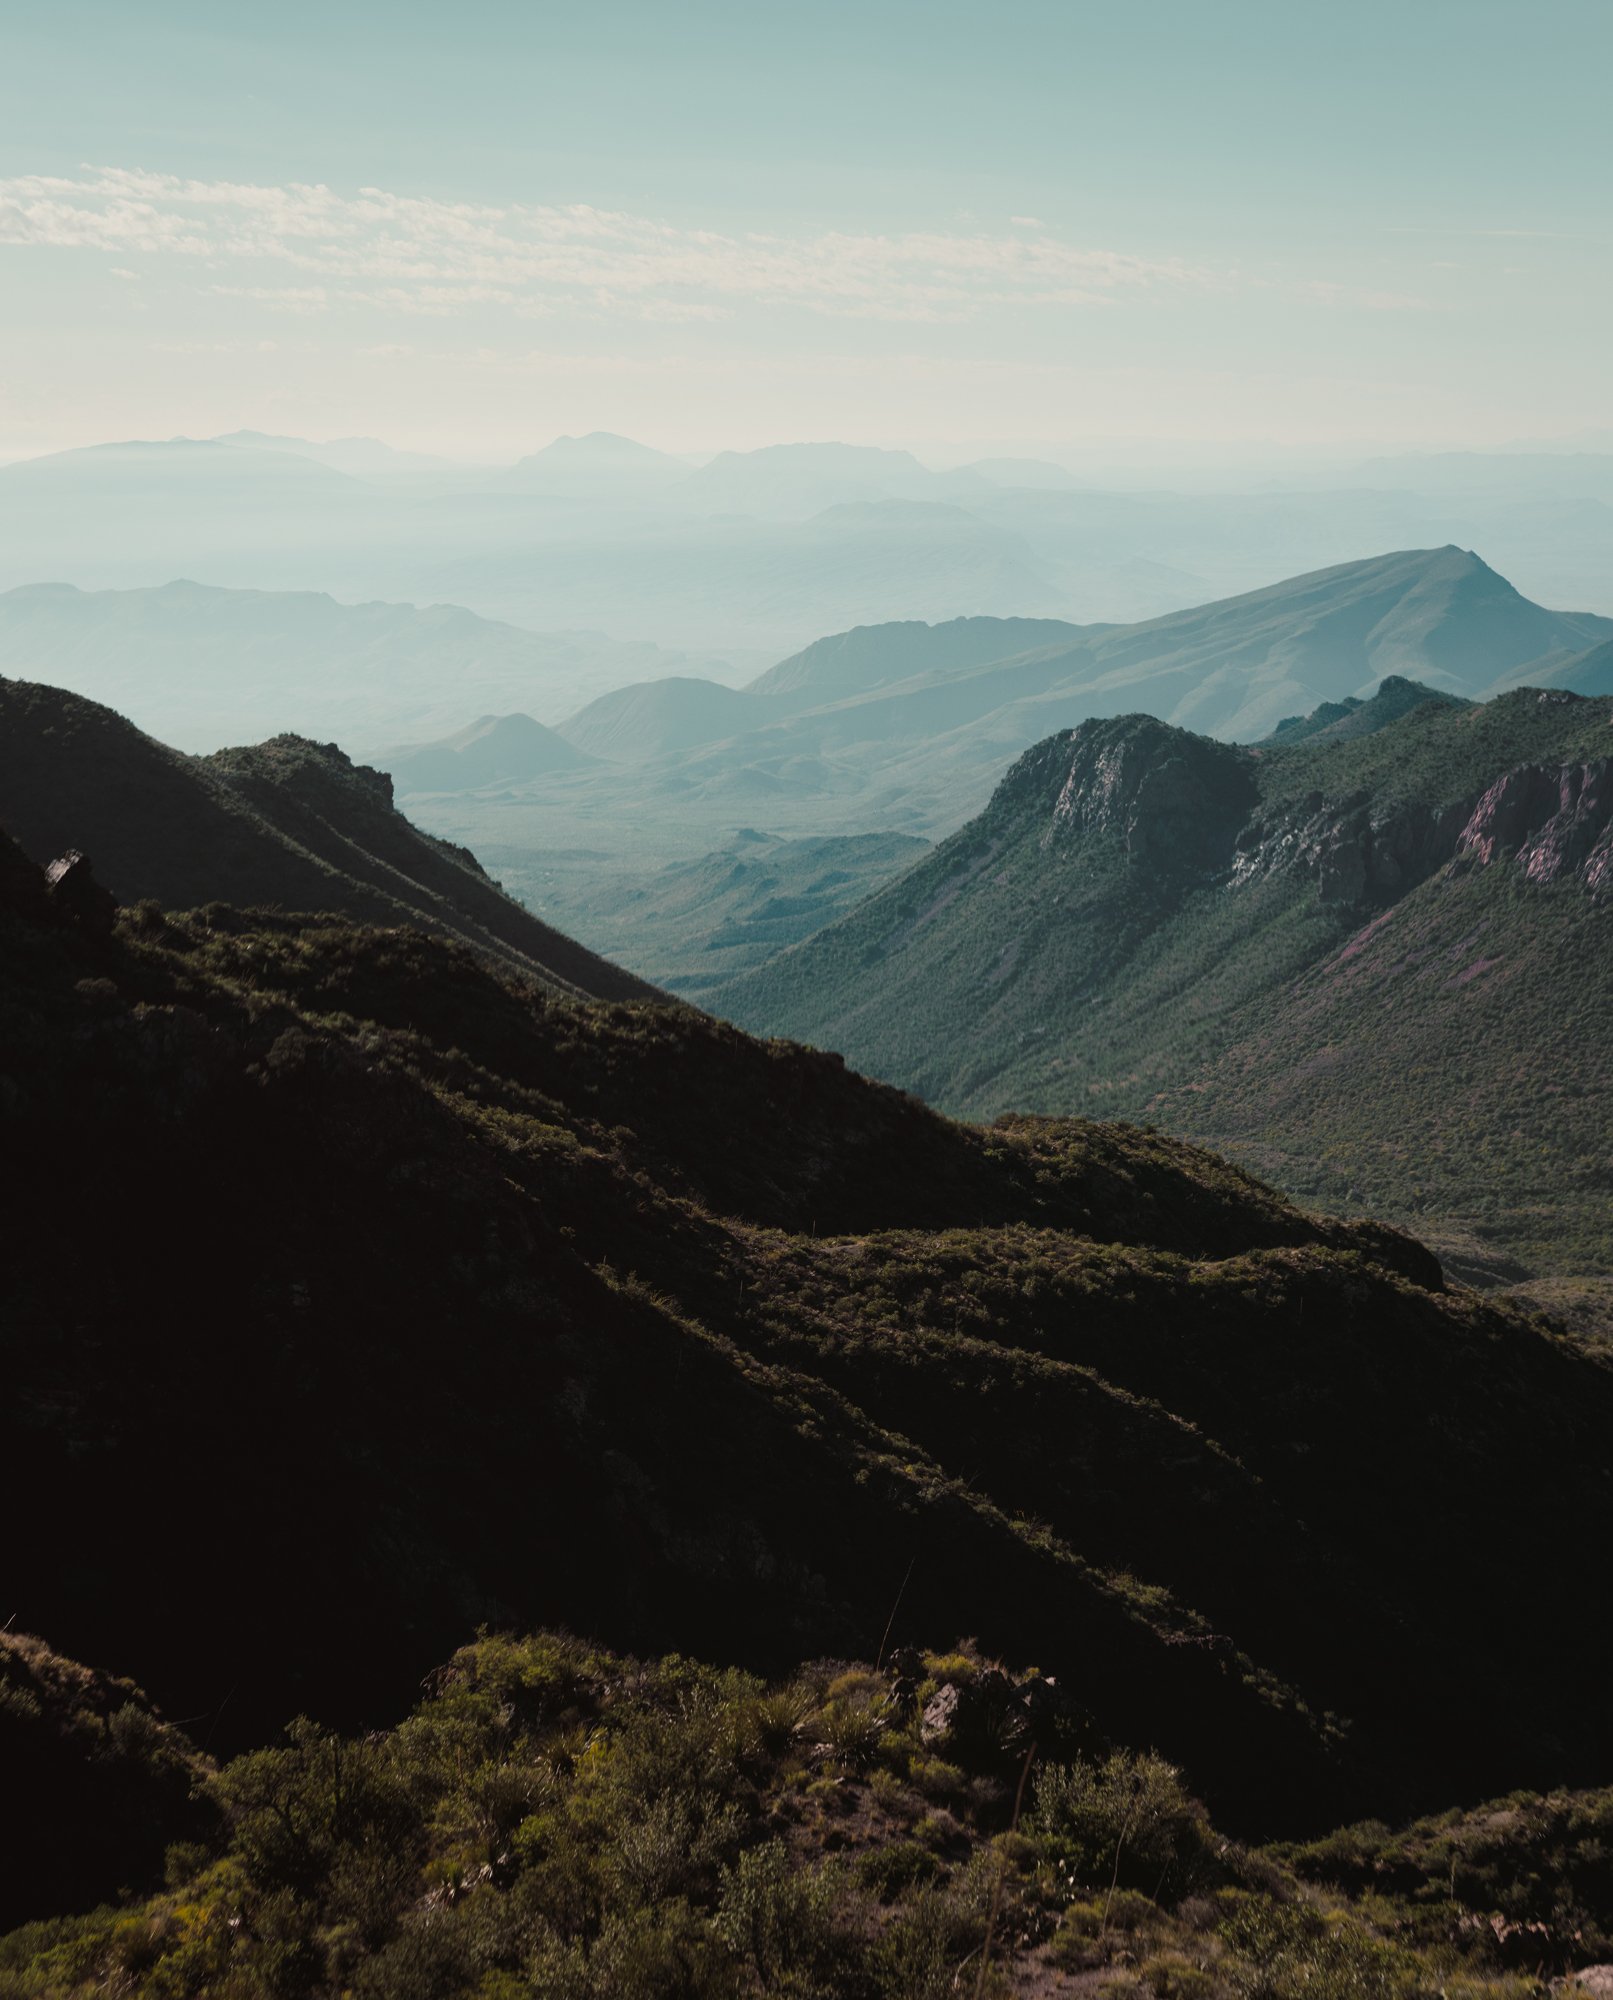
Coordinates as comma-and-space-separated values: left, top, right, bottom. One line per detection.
1458, 759, 1613, 891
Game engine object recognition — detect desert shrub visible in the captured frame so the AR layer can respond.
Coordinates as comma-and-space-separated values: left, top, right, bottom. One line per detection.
209, 1717, 419, 1902
607, 1792, 741, 1904
812, 1694, 890, 1773
528, 1898, 732, 2000
348, 1913, 475, 2000
1140, 1948, 1220, 1998
713, 1841, 859, 1995
1031, 1751, 1213, 1902
857, 1839, 942, 1901
873, 1884, 989, 2000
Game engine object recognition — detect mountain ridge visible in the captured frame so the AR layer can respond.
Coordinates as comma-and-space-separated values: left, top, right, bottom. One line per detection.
0, 677, 655, 1000
714, 682, 1613, 1273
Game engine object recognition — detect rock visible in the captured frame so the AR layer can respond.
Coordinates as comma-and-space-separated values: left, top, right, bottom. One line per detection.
1043, 718, 1258, 885
921, 1682, 962, 1744
1235, 796, 1467, 909
1555, 1967, 1613, 1997
44, 849, 118, 935
1459, 760, 1613, 892
920, 1668, 1082, 1756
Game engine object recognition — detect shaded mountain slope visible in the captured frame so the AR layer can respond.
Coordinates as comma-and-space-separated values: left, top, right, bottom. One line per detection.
716, 685, 1613, 1274
3, 840, 1611, 1845
0, 1631, 215, 1933
0, 678, 654, 1000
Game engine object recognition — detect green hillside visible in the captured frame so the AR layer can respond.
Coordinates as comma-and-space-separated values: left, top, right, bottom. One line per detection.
495, 828, 930, 997
715, 684, 1613, 1275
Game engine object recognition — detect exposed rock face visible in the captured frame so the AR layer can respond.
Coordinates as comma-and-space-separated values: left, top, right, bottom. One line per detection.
1458, 760, 1613, 893
1233, 796, 1472, 907
1043, 717, 1258, 880
44, 849, 118, 933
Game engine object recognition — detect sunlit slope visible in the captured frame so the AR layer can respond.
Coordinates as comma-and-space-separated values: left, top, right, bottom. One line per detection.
717, 684, 1613, 1272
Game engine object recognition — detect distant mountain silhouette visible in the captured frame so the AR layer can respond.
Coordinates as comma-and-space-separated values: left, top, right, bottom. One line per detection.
503, 430, 691, 494
0, 578, 718, 750
516, 550, 1613, 837
211, 429, 452, 475
557, 674, 758, 761
748, 613, 1084, 709
679, 441, 980, 518
386, 711, 593, 793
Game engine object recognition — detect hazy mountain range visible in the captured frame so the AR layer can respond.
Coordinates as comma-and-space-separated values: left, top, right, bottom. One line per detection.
0, 577, 738, 753
394, 549, 1613, 959
5, 428, 1613, 658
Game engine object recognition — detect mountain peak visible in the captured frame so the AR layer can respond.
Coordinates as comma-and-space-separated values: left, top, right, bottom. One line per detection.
516, 431, 683, 467
1023, 714, 1258, 876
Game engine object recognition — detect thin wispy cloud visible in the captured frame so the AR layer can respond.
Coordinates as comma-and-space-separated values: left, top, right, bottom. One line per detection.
0, 167, 1208, 323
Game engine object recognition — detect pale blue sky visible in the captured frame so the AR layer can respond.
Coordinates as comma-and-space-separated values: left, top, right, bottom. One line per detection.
2, 0, 1609, 458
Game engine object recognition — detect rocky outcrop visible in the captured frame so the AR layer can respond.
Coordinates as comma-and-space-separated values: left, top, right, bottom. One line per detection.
1457, 760, 1613, 893
0, 833, 119, 933
1233, 795, 1471, 907
1042, 716, 1258, 881
1234, 752, 1613, 909
45, 849, 118, 934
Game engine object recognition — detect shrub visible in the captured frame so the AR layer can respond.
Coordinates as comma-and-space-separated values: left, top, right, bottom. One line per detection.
1031, 1751, 1213, 1903
857, 1840, 942, 1902
713, 1841, 857, 1994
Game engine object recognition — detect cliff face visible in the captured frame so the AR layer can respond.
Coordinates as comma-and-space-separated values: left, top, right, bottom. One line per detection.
1232, 794, 1468, 907
1235, 748, 1613, 910
1044, 718, 1258, 880
1458, 759, 1613, 892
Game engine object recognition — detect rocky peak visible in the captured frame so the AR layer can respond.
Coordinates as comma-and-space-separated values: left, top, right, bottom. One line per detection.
1040, 715, 1258, 879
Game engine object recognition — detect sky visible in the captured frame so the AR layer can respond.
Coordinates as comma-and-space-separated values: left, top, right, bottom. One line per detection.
2, 0, 1609, 461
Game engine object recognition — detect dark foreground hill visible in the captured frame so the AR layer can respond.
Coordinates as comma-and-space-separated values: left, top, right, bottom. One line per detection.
8, 1625, 1613, 1999
4, 834, 1612, 1866
717, 681, 1613, 1277
0, 677, 654, 999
